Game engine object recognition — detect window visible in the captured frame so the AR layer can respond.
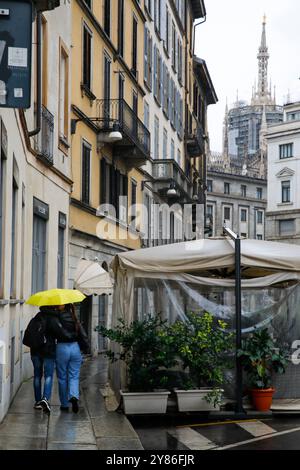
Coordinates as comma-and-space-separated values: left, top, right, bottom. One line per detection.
118, 0, 124, 56
144, 27, 151, 88
81, 141, 91, 205
144, 102, 150, 130
257, 234, 263, 240
207, 180, 213, 193
57, 213, 66, 289
154, 116, 159, 158
257, 211, 263, 224
103, 53, 111, 102
241, 233, 247, 238
32, 198, 48, 294
145, 0, 152, 17
104, 0, 110, 37
59, 41, 69, 143
10, 175, 18, 298
0, 125, 6, 297
84, 0, 91, 8
240, 209, 247, 222
41, 16, 48, 106
224, 182, 230, 194
130, 180, 137, 228
241, 185, 247, 197
257, 187, 263, 199
100, 159, 128, 222
163, 128, 167, 159
154, 0, 161, 34
132, 16, 138, 77
165, 7, 170, 54
287, 111, 300, 121
281, 180, 291, 203
171, 22, 176, 70
170, 139, 175, 161
224, 207, 231, 221
279, 143, 293, 159
279, 219, 295, 236
83, 24, 92, 89
177, 149, 181, 166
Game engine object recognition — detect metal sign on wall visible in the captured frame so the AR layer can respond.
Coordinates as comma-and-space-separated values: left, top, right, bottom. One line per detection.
0, 0, 32, 109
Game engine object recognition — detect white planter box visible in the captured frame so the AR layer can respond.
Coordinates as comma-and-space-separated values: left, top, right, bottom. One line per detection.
176, 389, 222, 412
120, 391, 170, 414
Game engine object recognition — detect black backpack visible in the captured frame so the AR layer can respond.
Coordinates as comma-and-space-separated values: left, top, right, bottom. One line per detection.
23, 314, 47, 350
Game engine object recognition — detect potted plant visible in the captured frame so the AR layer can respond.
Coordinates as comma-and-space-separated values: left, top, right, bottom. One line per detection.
97, 315, 177, 414
169, 312, 234, 412
238, 328, 288, 411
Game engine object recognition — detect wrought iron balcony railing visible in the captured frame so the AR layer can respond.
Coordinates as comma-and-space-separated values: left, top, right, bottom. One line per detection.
96, 99, 150, 160
186, 121, 205, 157
152, 159, 193, 202
35, 105, 54, 166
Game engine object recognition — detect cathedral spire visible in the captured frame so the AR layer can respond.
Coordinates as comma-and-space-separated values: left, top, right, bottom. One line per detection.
251, 15, 273, 106
223, 100, 230, 168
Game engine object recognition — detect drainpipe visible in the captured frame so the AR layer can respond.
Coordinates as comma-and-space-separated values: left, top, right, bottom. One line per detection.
193, 15, 206, 56
28, 11, 42, 137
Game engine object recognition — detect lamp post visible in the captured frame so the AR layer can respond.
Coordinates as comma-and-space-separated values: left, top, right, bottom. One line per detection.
223, 224, 246, 417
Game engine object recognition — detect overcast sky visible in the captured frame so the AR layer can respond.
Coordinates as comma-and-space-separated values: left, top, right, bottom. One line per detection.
195, 0, 300, 152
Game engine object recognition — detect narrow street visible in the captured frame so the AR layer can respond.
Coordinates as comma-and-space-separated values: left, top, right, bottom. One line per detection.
0, 357, 142, 450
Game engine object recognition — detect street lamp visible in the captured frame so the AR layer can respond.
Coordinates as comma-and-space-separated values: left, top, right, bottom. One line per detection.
223, 224, 246, 417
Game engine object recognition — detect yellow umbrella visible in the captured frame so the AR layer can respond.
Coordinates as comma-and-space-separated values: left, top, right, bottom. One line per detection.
26, 289, 86, 307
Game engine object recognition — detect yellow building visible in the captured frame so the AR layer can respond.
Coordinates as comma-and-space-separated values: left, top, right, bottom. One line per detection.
69, 0, 151, 353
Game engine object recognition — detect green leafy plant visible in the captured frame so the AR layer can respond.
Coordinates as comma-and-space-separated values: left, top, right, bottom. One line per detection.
169, 312, 234, 406
238, 328, 288, 389
96, 315, 177, 392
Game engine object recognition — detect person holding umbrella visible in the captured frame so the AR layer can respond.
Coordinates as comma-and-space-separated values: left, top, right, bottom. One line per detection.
26, 289, 88, 413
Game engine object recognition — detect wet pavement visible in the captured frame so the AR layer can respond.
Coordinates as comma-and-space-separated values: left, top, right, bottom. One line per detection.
0, 356, 143, 450
129, 414, 300, 450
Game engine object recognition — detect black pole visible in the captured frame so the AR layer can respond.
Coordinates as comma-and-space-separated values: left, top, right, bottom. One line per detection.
223, 225, 246, 417
235, 236, 245, 416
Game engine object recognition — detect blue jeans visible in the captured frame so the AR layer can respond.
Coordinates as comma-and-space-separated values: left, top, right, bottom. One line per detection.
56, 342, 82, 407
31, 355, 55, 402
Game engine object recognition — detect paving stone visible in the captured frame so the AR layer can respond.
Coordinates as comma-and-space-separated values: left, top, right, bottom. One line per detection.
91, 414, 138, 439
0, 413, 48, 438
96, 437, 144, 450
48, 420, 96, 444
0, 436, 46, 450
50, 406, 89, 420
47, 443, 98, 450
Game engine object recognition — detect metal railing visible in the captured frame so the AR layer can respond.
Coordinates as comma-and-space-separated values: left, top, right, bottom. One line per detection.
35, 105, 54, 165
186, 121, 205, 156
152, 159, 193, 198
96, 99, 150, 158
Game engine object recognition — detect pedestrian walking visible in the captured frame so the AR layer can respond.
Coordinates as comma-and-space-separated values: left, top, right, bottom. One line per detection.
49, 303, 89, 413
23, 306, 59, 413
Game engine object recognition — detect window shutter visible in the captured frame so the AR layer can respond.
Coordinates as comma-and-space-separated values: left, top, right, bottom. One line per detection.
100, 158, 106, 204
144, 27, 148, 83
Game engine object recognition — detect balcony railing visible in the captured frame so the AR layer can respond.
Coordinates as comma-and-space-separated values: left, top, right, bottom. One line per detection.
186, 121, 205, 157
152, 159, 193, 201
96, 99, 150, 160
35, 105, 54, 166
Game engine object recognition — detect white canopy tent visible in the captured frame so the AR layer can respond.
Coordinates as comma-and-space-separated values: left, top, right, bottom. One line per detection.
109, 239, 300, 404
111, 238, 300, 325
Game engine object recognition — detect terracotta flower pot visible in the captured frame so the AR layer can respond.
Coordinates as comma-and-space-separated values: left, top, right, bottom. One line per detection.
251, 388, 275, 411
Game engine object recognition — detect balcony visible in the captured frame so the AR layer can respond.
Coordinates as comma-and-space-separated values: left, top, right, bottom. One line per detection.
186, 122, 205, 157
96, 99, 150, 165
152, 159, 193, 203
35, 105, 54, 166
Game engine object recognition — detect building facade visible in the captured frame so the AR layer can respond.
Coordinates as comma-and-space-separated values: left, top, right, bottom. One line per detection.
69, 0, 217, 355
206, 155, 267, 239
266, 101, 300, 244
0, 0, 72, 422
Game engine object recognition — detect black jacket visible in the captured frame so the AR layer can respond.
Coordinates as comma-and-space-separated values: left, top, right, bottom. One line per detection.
47, 309, 90, 353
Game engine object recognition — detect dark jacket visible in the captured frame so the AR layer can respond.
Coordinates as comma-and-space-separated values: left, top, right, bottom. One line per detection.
30, 311, 59, 359
47, 308, 90, 353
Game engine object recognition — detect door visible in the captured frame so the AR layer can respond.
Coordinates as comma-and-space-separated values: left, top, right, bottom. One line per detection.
98, 295, 107, 352
78, 296, 92, 351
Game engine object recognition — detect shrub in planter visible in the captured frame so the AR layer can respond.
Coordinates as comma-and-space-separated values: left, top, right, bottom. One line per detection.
97, 315, 177, 393
238, 328, 288, 411
169, 312, 234, 409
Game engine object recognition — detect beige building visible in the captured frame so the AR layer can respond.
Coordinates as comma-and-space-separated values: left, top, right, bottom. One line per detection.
0, 0, 72, 422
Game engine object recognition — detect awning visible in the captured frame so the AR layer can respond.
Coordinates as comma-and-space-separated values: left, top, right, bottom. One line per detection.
74, 259, 114, 296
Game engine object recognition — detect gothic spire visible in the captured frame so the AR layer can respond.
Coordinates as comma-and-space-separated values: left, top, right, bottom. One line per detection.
223, 100, 230, 168
251, 15, 274, 106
